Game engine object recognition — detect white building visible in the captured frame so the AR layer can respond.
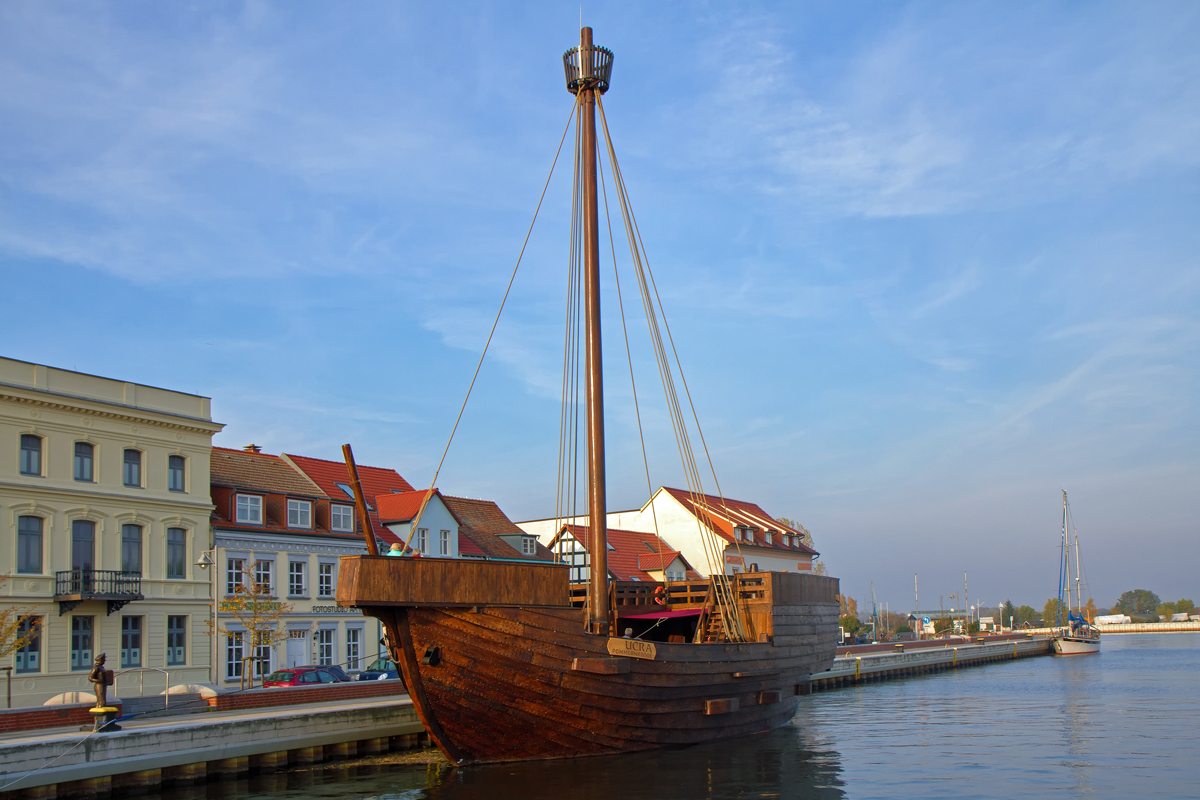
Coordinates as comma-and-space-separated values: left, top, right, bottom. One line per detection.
520, 486, 818, 577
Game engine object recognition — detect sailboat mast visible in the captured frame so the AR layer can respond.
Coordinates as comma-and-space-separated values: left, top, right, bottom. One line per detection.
1059, 490, 1068, 627
1073, 526, 1083, 617
573, 27, 610, 635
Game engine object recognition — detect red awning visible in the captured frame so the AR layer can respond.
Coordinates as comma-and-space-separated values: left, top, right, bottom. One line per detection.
621, 608, 704, 620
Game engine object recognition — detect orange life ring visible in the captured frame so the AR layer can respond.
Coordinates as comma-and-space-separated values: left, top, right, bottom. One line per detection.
653, 586, 667, 606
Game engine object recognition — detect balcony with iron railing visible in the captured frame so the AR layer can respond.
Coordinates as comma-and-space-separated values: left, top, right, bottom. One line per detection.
54, 569, 143, 616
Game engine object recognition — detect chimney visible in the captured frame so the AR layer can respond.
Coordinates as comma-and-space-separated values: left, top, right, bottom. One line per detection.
243, 444, 262, 453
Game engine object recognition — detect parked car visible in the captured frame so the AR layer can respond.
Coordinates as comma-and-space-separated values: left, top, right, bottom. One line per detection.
263, 667, 345, 687
293, 664, 353, 682
358, 657, 399, 681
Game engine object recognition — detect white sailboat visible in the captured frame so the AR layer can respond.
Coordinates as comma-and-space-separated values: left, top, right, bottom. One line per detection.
1051, 490, 1100, 656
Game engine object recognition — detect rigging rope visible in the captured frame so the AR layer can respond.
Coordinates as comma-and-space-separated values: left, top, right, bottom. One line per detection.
595, 94, 747, 642
401, 102, 577, 554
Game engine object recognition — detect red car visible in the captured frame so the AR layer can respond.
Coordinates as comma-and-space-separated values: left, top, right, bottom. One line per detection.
262, 666, 343, 687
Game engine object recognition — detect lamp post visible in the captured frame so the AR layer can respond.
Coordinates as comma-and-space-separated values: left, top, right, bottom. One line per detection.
195, 549, 217, 685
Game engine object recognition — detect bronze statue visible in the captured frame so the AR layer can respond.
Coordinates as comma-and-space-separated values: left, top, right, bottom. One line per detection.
88, 653, 113, 708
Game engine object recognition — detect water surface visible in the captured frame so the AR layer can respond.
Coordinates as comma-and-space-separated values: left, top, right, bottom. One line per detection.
191, 633, 1200, 799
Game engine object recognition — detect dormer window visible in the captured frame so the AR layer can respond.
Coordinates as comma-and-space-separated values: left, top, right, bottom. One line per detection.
236, 494, 262, 524
522, 537, 536, 555
331, 504, 354, 532
764, 531, 773, 546
287, 499, 312, 529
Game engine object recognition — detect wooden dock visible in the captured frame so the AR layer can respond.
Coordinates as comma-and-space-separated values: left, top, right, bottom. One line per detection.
811, 635, 1052, 690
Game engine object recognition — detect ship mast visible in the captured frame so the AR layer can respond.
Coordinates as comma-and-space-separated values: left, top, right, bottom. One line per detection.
565, 27, 615, 636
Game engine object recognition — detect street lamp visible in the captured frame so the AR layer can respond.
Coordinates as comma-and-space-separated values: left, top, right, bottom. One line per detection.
195, 549, 217, 685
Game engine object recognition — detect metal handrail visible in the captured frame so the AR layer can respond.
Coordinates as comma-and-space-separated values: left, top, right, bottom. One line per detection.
55, 569, 142, 596
114, 667, 170, 707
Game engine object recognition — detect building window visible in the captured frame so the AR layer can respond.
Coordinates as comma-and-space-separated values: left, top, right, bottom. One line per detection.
254, 560, 273, 594
331, 505, 354, 533
556, 536, 589, 583
287, 499, 312, 529
15, 618, 41, 673
316, 629, 334, 666
168, 455, 186, 492
121, 524, 143, 573
123, 449, 142, 488
17, 516, 43, 574
346, 628, 361, 671
415, 528, 427, 553
72, 520, 95, 572
440, 530, 450, 556
19, 435, 42, 476
226, 558, 246, 595
166, 528, 187, 579
74, 442, 94, 482
764, 531, 773, 546
226, 633, 244, 679
235, 495, 262, 524
522, 537, 536, 555
317, 563, 334, 597
666, 568, 685, 582
121, 616, 143, 668
71, 616, 94, 670
167, 616, 186, 666
254, 633, 272, 677
289, 561, 306, 596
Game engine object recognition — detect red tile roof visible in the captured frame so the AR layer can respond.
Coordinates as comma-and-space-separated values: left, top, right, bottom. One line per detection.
554, 524, 700, 582
442, 496, 537, 560
375, 490, 441, 525
637, 550, 684, 572
211, 447, 326, 497
282, 453, 413, 544
660, 487, 819, 556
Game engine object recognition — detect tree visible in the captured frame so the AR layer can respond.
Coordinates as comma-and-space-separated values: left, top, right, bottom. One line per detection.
777, 517, 827, 576
211, 566, 302, 689
0, 578, 41, 660
1043, 598, 1065, 628
1176, 599, 1196, 614
837, 594, 858, 620
1157, 601, 1177, 619
1003, 600, 1016, 621
839, 615, 861, 634
1114, 589, 1161, 617
1083, 598, 1098, 623
1015, 605, 1038, 626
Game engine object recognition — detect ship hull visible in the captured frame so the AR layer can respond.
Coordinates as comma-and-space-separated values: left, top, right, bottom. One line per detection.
377, 604, 832, 763
1052, 634, 1101, 655
338, 556, 839, 764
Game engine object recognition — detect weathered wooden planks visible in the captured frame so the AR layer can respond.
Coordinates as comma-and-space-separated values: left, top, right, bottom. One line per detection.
351, 560, 840, 764
338, 555, 570, 608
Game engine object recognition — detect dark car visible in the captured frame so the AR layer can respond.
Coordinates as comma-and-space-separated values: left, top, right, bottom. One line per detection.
294, 664, 353, 682
262, 666, 345, 687
357, 657, 399, 681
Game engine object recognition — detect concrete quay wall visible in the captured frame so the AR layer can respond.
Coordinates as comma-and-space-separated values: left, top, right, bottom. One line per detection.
1097, 622, 1200, 634
0, 698, 426, 798
812, 636, 1052, 689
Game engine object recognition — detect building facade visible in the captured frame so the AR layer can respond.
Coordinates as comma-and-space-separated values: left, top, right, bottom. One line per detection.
520, 486, 818, 578
0, 357, 223, 706
209, 447, 393, 685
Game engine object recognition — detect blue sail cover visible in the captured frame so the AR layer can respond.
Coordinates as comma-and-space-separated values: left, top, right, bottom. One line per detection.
1067, 611, 1085, 623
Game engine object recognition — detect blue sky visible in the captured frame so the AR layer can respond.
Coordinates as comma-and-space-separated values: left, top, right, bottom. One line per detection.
2, 1, 1197, 613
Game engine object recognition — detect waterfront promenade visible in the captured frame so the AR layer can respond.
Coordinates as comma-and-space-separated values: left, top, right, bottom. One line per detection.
815, 633, 1052, 690
0, 695, 426, 798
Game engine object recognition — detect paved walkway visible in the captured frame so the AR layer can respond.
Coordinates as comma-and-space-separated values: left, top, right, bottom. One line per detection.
0, 693, 414, 748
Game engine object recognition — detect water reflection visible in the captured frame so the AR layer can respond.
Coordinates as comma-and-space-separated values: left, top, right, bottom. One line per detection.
425, 724, 845, 800
179, 724, 844, 800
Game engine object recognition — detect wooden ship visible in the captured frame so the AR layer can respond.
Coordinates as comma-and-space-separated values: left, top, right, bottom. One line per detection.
336, 27, 840, 764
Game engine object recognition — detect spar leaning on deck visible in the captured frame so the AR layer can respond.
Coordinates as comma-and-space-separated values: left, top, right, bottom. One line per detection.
336, 27, 840, 764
